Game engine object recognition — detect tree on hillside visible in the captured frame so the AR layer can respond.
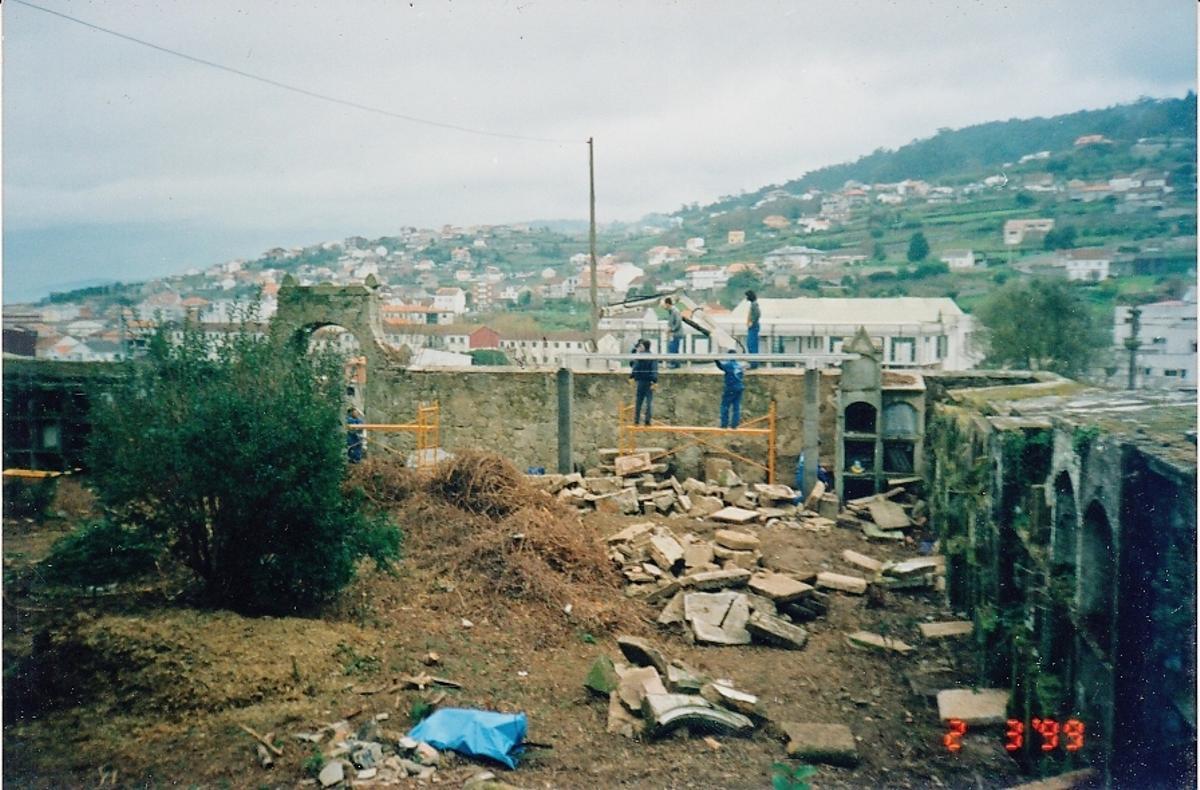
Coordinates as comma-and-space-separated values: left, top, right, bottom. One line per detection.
974, 279, 1107, 376
1043, 225, 1078, 250
87, 318, 401, 613
907, 232, 930, 262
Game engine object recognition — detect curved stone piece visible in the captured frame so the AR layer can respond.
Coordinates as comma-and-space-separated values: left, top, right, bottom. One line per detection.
641, 693, 755, 738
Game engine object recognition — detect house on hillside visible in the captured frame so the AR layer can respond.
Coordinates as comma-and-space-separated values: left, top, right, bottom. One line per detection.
940, 249, 977, 270
1112, 289, 1197, 390
762, 215, 790, 230
763, 246, 827, 271
727, 230, 746, 245
685, 265, 729, 291
1003, 218, 1055, 246
434, 287, 467, 314
1074, 134, 1113, 147
714, 296, 979, 370
1059, 248, 1113, 282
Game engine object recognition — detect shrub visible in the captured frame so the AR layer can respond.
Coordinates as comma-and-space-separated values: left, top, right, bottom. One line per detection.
2, 477, 58, 520
40, 520, 163, 587
86, 318, 401, 613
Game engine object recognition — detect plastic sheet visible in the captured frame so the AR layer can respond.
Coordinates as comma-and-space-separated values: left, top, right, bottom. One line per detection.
408, 708, 527, 769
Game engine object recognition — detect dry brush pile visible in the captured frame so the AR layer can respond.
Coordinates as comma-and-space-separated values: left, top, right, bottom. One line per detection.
350, 452, 642, 635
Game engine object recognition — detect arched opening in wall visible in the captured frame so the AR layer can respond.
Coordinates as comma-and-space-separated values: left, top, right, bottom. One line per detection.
1078, 501, 1115, 657
303, 324, 366, 414
844, 401, 877, 434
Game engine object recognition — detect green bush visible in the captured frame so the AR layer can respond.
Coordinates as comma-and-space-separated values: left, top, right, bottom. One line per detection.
469, 349, 510, 366
86, 318, 401, 613
2, 477, 58, 520
40, 520, 163, 587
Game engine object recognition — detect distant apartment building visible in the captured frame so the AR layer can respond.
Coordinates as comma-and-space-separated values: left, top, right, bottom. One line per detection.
727, 230, 746, 245
498, 330, 602, 366
685, 265, 729, 291
1003, 218, 1055, 245
763, 246, 827, 271
713, 296, 979, 370
646, 245, 685, 267
433, 287, 467, 314
1113, 290, 1197, 390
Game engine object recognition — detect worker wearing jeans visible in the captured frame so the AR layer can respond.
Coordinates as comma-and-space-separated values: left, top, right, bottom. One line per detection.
745, 290, 761, 369
715, 352, 745, 429
630, 339, 658, 425
664, 297, 684, 368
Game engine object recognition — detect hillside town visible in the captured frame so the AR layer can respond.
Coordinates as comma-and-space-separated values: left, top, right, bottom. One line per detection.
4, 133, 1195, 387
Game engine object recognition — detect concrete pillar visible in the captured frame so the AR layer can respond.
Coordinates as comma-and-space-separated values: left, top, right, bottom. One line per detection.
803, 367, 820, 498
557, 367, 573, 474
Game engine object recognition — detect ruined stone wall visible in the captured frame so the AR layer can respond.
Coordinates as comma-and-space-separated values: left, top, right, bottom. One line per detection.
367, 366, 840, 481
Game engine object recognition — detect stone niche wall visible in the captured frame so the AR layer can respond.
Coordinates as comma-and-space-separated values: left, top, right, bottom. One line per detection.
368, 366, 840, 480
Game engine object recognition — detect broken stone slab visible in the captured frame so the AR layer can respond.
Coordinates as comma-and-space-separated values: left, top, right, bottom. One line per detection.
657, 591, 687, 625
885, 557, 942, 577
677, 493, 693, 513
593, 493, 621, 515
755, 506, 791, 520
742, 591, 779, 616
753, 482, 796, 502
862, 522, 905, 542
723, 484, 748, 506
681, 477, 708, 495
617, 636, 670, 678
617, 665, 668, 711
665, 660, 705, 693
716, 468, 743, 488
607, 521, 657, 544
717, 548, 761, 570
685, 591, 752, 645
683, 541, 715, 569
584, 655, 620, 696
648, 534, 684, 571
878, 575, 935, 591
845, 630, 915, 655
615, 487, 641, 515
936, 688, 1009, 726
615, 452, 652, 476
1003, 768, 1099, 790
919, 621, 973, 639
867, 499, 911, 530
802, 480, 826, 511
748, 571, 813, 604
714, 528, 760, 551
688, 495, 726, 517
780, 722, 860, 767
652, 490, 678, 512
557, 487, 588, 507
700, 682, 761, 717
318, 760, 346, 788
607, 690, 645, 738
841, 549, 884, 574
641, 693, 754, 738
711, 506, 758, 524
525, 473, 568, 493
816, 572, 868, 595
747, 610, 809, 650
681, 567, 751, 591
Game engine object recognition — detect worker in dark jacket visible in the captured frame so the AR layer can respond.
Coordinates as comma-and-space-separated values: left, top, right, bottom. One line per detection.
346, 407, 365, 463
630, 339, 658, 425
745, 290, 761, 368
714, 350, 745, 429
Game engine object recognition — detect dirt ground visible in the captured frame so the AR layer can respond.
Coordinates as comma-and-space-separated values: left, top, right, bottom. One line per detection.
3, 475, 1031, 789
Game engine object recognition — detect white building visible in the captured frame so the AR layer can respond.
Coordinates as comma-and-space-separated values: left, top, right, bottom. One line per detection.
1004, 218, 1055, 245
433, 287, 468, 314
685, 265, 729, 291
714, 296, 980, 370
1060, 249, 1112, 282
1113, 291, 1197, 391
763, 246, 827, 271
940, 249, 977, 270
685, 237, 706, 255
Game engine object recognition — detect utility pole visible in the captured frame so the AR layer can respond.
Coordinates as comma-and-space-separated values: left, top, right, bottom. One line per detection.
1124, 306, 1142, 390
588, 137, 599, 350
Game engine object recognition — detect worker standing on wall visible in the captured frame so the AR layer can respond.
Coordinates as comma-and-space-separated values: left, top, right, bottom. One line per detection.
664, 297, 684, 368
346, 407, 365, 464
746, 290, 761, 369
714, 350, 745, 429
630, 339, 658, 425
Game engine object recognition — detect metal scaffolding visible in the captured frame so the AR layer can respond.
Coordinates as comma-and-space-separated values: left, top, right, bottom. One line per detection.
349, 401, 441, 468
617, 400, 777, 483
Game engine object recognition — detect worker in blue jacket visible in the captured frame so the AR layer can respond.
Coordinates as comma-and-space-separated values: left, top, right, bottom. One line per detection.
630, 339, 658, 425
714, 350, 745, 429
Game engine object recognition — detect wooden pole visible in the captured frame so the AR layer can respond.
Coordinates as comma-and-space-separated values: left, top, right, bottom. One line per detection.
588, 136, 599, 350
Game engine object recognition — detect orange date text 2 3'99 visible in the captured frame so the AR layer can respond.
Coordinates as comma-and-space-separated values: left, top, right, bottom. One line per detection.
943, 718, 1084, 753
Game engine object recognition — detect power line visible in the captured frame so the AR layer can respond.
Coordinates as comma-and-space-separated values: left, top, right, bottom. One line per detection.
12, 0, 582, 146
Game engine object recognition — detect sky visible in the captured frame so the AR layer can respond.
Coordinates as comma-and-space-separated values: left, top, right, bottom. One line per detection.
3, 0, 1196, 303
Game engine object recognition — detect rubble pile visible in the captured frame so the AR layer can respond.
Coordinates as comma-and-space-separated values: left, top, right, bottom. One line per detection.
291, 716, 443, 787
583, 636, 861, 766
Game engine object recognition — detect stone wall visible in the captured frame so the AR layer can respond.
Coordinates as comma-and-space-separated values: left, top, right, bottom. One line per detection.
367, 365, 841, 481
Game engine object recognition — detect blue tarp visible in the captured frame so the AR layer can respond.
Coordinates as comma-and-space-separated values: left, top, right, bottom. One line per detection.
408, 708, 527, 769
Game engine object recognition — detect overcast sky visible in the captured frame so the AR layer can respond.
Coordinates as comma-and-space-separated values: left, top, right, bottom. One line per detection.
3, 0, 1196, 302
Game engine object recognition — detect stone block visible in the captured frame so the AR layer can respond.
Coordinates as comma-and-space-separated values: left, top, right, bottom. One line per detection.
747, 610, 809, 650
867, 499, 911, 530
689, 495, 725, 516
845, 630, 914, 655
885, 557, 942, 577
723, 484, 748, 506
817, 493, 840, 520
802, 480, 826, 511
617, 636, 670, 677
780, 722, 860, 767
862, 522, 905, 541
657, 591, 687, 625
677, 493, 693, 513
711, 507, 759, 524
665, 661, 705, 693
919, 621, 974, 639
607, 691, 645, 738
684, 591, 751, 645
681, 477, 708, 495
641, 693, 754, 738
617, 665, 667, 711
682, 567, 751, 591
841, 549, 884, 574
683, 542, 715, 568
936, 688, 1009, 726
652, 490, 678, 512
816, 572, 868, 595
593, 493, 620, 514
648, 534, 684, 571
584, 655, 619, 695
584, 476, 621, 495
748, 571, 813, 603
607, 521, 656, 544
704, 458, 733, 484
615, 452, 651, 476
753, 482, 796, 502
714, 528, 760, 550
615, 487, 641, 515
700, 682, 761, 716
